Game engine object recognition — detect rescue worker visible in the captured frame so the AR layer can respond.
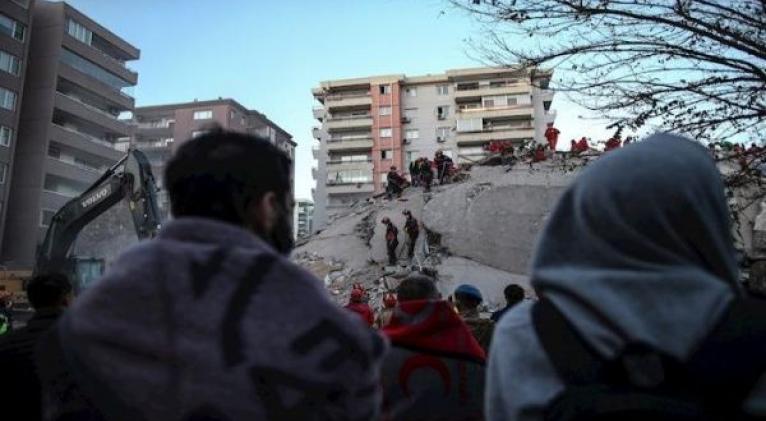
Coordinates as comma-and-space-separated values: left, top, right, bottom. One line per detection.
344, 287, 374, 327
575, 137, 589, 153
434, 150, 453, 185
386, 166, 405, 200
409, 160, 419, 187
382, 217, 399, 266
402, 210, 419, 259
605, 136, 622, 152
454, 284, 494, 354
544, 123, 561, 152
375, 293, 397, 329
533, 144, 547, 162
419, 157, 433, 193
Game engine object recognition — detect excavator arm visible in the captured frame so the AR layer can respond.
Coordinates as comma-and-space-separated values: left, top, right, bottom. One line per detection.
35, 148, 161, 279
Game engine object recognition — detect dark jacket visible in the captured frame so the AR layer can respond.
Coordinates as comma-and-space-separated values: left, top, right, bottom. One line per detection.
0, 309, 62, 421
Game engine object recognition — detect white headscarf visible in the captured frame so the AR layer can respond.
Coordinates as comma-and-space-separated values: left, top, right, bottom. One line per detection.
532, 133, 741, 360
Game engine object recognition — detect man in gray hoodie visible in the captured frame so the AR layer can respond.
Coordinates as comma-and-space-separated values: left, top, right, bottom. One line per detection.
39, 130, 386, 421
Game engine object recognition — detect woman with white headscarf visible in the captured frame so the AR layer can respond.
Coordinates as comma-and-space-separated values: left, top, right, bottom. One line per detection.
486, 133, 766, 420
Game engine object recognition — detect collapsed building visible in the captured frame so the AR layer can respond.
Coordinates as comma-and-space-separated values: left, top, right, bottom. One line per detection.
293, 144, 766, 312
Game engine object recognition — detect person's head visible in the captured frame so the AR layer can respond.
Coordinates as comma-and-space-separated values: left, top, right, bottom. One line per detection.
350, 288, 364, 304
396, 274, 439, 302
503, 284, 525, 307
165, 130, 294, 254
402, 209, 411, 218
26, 273, 73, 311
453, 284, 483, 312
383, 293, 397, 308
390, 166, 397, 171
381, 217, 391, 225
547, 122, 553, 127
436, 150, 443, 157
531, 133, 741, 359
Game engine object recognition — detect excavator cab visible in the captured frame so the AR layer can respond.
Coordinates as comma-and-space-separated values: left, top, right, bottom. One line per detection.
34, 148, 161, 292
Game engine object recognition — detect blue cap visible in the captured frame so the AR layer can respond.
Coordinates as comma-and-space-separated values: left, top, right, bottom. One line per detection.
454, 284, 483, 302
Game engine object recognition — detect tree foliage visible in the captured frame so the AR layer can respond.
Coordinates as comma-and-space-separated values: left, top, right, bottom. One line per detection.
452, 0, 766, 141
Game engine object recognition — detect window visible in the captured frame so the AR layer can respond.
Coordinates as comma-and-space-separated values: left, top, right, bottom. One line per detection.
405, 87, 417, 97
436, 105, 450, 120
379, 106, 392, 116
406, 151, 416, 168
405, 129, 419, 140
436, 127, 450, 141
329, 169, 371, 184
457, 118, 483, 132
48, 145, 61, 159
0, 14, 25, 42
0, 87, 16, 111
193, 110, 213, 120
379, 85, 391, 95
436, 85, 449, 95
40, 209, 56, 228
0, 162, 6, 184
0, 50, 20, 76
0, 125, 12, 147
381, 150, 390, 160
379, 128, 392, 138
67, 19, 92, 45
59, 49, 132, 94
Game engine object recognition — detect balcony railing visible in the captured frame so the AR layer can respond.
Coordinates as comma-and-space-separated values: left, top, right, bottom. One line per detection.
327, 159, 373, 165
326, 91, 370, 101
457, 103, 531, 114
49, 156, 108, 173
327, 114, 372, 121
326, 179, 374, 186
327, 136, 373, 143
57, 91, 121, 121
53, 123, 118, 149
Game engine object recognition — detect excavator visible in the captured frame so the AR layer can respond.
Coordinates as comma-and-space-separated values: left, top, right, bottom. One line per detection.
34, 148, 162, 292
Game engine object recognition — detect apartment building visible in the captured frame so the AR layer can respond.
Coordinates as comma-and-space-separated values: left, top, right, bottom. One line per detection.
294, 198, 314, 239
311, 66, 555, 230
2, 1, 139, 269
0, 0, 34, 259
130, 98, 296, 219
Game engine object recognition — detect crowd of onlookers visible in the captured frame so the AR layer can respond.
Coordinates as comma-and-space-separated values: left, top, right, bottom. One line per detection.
1, 130, 765, 420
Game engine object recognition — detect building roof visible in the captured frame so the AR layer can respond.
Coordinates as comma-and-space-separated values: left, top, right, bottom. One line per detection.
135, 98, 295, 146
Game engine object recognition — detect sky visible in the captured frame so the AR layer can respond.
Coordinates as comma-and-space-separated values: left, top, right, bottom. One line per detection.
66, 0, 612, 200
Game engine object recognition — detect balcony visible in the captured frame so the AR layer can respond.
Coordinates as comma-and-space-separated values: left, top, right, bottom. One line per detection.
325, 115, 373, 131
46, 157, 106, 182
326, 137, 374, 152
454, 84, 530, 100
54, 92, 131, 136
58, 63, 134, 110
324, 92, 372, 110
62, 36, 138, 85
326, 182, 375, 194
312, 167, 317, 180
312, 145, 321, 159
456, 127, 535, 145
326, 159, 374, 172
49, 123, 123, 161
312, 127, 326, 140
313, 107, 326, 121
457, 105, 534, 120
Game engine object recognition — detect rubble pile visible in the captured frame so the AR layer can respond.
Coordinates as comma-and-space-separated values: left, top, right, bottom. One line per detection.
294, 143, 766, 312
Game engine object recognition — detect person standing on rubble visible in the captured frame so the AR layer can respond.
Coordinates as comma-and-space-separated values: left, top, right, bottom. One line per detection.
345, 286, 374, 327
382, 217, 400, 266
419, 157, 433, 193
434, 150, 453, 185
402, 210, 419, 260
386, 166, 405, 200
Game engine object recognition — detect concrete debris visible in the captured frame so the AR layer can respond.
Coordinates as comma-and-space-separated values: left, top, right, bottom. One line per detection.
293, 144, 766, 308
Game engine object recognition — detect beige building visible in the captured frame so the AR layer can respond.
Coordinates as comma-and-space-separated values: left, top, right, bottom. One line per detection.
310, 66, 555, 230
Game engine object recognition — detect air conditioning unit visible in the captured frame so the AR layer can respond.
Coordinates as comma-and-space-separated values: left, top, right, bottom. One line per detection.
401, 117, 411, 124
436, 137, 446, 143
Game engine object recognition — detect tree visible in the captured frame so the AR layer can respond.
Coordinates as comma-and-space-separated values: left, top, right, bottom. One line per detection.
451, 0, 765, 142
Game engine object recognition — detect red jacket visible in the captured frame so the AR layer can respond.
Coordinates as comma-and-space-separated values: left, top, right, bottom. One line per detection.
345, 302, 374, 326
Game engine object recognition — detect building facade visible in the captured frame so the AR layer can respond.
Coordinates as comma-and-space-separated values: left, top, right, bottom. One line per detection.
130, 98, 296, 219
311, 66, 555, 230
2, 1, 139, 269
0, 0, 34, 259
294, 198, 314, 239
